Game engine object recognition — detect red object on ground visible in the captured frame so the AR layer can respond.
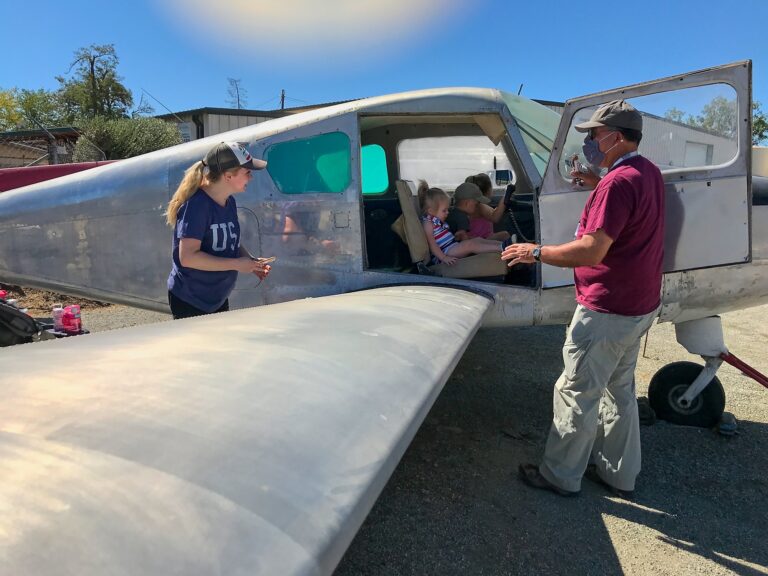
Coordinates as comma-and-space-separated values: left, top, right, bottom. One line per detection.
720, 352, 768, 390
61, 305, 82, 334
0, 161, 116, 192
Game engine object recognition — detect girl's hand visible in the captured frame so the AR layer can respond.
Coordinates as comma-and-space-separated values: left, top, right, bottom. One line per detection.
441, 255, 458, 265
234, 256, 264, 274
253, 263, 271, 279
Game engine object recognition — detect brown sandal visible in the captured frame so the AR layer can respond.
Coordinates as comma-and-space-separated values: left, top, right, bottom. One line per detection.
518, 463, 578, 497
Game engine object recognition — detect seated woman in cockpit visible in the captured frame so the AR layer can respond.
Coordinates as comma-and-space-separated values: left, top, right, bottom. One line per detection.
446, 173, 510, 242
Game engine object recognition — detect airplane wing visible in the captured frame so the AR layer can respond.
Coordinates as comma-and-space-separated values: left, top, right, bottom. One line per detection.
0, 285, 492, 576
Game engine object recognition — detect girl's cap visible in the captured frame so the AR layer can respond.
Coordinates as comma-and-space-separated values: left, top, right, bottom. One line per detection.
204, 142, 267, 172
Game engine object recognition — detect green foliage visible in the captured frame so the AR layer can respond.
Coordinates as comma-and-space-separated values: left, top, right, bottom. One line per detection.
665, 97, 768, 145
16, 89, 65, 129
73, 117, 182, 161
0, 89, 22, 131
753, 101, 768, 146
664, 107, 686, 124
56, 44, 133, 122
697, 96, 738, 138
0, 88, 66, 131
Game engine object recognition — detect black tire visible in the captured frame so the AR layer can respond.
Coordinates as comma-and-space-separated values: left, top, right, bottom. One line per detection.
648, 361, 725, 428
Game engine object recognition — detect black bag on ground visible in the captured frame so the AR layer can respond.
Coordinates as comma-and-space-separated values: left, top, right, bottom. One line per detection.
0, 300, 39, 347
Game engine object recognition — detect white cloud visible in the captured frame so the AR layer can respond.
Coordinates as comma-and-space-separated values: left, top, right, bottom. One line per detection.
160, 0, 464, 60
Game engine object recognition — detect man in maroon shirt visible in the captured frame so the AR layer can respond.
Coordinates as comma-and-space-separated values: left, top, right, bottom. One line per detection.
502, 100, 665, 498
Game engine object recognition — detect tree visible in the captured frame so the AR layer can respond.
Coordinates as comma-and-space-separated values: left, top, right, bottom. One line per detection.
666, 97, 768, 145
226, 78, 248, 109
16, 89, 65, 129
663, 107, 687, 124
0, 89, 22, 131
753, 101, 768, 145
696, 96, 737, 139
56, 44, 133, 122
72, 116, 182, 161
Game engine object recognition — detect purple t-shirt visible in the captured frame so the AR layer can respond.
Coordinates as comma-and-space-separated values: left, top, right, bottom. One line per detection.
167, 189, 240, 312
574, 155, 665, 316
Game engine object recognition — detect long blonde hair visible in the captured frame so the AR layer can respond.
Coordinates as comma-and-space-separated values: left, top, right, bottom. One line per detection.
165, 160, 235, 227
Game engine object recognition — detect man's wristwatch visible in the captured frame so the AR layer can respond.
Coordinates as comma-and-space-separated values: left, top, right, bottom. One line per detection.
532, 245, 542, 262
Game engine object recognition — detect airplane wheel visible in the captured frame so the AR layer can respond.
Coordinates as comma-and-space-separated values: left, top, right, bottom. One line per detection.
648, 361, 725, 428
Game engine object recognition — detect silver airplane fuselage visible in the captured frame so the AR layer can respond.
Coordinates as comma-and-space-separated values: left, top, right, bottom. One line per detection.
0, 61, 766, 329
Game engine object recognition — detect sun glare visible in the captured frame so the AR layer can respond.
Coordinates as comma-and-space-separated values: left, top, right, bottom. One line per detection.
159, 0, 465, 60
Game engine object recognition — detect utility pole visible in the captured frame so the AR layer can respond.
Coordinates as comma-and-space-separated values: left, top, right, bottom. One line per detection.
280, 89, 285, 110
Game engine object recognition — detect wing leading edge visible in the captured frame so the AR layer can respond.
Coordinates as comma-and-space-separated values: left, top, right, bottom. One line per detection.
0, 285, 492, 575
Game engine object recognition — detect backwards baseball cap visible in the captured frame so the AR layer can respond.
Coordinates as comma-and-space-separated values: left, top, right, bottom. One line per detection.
203, 141, 267, 173
453, 182, 490, 204
575, 99, 643, 133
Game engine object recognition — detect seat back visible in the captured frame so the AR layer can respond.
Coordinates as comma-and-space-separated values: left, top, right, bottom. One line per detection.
392, 180, 430, 264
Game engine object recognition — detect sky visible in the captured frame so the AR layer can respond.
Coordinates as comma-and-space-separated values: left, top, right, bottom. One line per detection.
2, 0, 768, 117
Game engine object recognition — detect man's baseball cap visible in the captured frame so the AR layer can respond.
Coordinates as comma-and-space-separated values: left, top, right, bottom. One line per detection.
204, 141, 267, 173
575, 100, 643, 133
453, 182, 490, 204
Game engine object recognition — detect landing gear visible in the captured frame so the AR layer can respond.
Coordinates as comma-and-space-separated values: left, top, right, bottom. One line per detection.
648, 361, 725, 428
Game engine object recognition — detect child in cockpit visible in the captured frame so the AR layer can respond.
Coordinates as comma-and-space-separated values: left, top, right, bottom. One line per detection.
419, 181, 505, 266
448, 173, 511, 242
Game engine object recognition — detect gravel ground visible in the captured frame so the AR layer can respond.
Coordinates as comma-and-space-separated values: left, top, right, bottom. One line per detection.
70, 303, 768, 575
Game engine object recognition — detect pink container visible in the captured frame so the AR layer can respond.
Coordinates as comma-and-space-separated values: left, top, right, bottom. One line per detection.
52, 304, 64, 331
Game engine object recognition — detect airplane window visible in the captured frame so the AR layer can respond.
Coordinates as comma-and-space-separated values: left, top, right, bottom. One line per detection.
265, 132, 351, 194
398, 136, 514, 192
361, 144, 388, 195
562, 83, 739, 179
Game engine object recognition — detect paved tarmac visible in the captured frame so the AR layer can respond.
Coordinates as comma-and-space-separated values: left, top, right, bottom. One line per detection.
335, 305, 768, 576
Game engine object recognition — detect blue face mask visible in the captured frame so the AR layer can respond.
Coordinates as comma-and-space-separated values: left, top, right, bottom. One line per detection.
582, 136, 604, 167
582, 131, 618, 167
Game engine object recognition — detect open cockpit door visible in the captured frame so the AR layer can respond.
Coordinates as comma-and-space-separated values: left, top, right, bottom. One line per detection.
538, 61, 752, 288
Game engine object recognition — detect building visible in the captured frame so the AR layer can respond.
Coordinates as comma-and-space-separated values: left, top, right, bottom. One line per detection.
0, 127, 79, 169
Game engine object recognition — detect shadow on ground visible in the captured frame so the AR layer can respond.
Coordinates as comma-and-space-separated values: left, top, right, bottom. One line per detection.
336, 326, 768, 576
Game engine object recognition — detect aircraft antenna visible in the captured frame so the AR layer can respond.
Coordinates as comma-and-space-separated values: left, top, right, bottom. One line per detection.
280, 89, 285, 110
141, 88, 186, 124
517, 83, 524, 95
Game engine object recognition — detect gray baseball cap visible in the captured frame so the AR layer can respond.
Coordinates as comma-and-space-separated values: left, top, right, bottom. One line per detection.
204, 141, 267, 173
453, 182, 490, 204
575, 99, 643, 133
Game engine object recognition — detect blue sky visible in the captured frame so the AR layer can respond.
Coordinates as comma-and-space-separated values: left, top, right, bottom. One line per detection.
2, 0, 767, 116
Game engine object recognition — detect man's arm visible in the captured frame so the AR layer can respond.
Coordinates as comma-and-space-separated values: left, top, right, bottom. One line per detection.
501, 229, 614, 268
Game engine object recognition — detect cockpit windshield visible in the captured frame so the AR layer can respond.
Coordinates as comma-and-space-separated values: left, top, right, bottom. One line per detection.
501, 92, 559, 177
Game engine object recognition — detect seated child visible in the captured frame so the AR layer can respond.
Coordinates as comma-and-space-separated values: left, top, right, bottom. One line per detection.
418, 181, 505, 266
446, 174, 510, 242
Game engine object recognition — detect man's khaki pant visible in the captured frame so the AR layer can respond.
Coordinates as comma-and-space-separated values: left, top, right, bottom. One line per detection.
539, 304, 660, 493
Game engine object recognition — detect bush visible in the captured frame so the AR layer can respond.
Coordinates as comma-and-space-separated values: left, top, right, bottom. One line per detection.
73, 116, 182, 161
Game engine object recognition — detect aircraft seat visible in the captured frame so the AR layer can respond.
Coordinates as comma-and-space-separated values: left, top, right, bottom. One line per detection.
391, 180, 508, 279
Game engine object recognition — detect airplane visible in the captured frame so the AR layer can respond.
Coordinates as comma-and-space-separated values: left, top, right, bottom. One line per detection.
0, 60, 767, 574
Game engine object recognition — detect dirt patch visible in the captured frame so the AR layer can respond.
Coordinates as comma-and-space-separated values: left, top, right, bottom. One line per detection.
0, 284, 112, 316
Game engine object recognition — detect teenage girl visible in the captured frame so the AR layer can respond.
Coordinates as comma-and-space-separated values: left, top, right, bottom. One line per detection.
165, 141, 271, 319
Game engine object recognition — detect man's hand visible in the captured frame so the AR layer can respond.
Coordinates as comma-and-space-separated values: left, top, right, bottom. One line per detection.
501, 243, 537, 266
571, 168, 600, 189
